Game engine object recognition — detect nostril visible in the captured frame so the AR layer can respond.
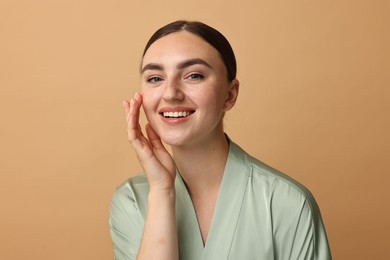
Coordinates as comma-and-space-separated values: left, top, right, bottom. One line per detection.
162, 84, 184, 100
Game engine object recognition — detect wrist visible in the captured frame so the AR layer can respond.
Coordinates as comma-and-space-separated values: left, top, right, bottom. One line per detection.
148, 187, 176, 200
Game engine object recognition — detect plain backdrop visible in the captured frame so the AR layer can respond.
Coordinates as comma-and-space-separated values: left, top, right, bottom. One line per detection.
1, 0, 389, 259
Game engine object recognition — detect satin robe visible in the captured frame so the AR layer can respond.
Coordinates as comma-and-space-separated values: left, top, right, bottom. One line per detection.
109, 141, 332, 260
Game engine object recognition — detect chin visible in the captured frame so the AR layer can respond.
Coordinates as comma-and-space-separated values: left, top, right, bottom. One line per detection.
149, 121, 187, 146
159, 133, 188, 147
156, 128, 197, 148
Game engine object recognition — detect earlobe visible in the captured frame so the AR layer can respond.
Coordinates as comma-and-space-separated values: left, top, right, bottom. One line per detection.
223, 79, 239, 111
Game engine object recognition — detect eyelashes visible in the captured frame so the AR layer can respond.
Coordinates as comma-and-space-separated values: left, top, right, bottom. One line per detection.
186, 73, 204, 80
145, 73, 205, 84
146, 76, 163, 83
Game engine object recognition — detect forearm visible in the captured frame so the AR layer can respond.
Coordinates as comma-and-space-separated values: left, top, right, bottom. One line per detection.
136, 189, 179, 260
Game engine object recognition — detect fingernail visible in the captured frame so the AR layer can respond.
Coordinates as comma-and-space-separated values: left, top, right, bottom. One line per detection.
134, 92, 140, 99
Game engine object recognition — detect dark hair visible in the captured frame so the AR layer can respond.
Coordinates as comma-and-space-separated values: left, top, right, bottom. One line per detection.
142, 20, 237, 82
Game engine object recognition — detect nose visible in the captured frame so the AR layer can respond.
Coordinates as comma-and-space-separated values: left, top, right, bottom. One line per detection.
162, 79, 184, 102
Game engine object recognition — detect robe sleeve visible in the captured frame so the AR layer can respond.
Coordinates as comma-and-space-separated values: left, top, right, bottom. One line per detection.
271, 181, 332, 260
109, 184, 144, 260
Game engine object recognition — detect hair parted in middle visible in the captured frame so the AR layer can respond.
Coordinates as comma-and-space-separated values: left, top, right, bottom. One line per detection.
141, 20, 237, 82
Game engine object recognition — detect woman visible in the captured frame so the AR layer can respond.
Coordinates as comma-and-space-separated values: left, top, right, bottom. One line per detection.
109, 20, 332, 260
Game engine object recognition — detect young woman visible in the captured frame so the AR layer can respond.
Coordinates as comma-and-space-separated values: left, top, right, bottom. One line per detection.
109, 20, 332, 260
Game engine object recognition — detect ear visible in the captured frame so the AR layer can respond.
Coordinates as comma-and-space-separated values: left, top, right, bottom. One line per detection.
223, 79, 239, 112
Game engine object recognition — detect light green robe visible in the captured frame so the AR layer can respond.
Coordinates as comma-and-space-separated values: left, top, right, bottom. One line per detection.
109, 141, 332, 260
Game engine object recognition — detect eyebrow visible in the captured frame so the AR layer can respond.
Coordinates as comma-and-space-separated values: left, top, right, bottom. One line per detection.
141, 63, 163, 74
141, 58, 212, 74
177, 58, 212, 70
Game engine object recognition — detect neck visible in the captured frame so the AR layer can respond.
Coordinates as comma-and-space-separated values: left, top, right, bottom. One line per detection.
171, 132, 229, 198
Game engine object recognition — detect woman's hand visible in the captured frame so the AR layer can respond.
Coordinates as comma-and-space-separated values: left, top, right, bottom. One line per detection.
124, 92, 176, 192
125, 93, 179, 259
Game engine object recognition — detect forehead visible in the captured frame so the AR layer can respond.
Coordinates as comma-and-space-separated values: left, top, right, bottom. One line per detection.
142, 31, 222, 67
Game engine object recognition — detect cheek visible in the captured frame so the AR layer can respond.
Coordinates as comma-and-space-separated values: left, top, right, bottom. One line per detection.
141, 90, 157, 116
199, 87, 227, 112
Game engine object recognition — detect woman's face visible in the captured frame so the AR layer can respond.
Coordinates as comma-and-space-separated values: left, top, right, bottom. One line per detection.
141, 31, 238, 147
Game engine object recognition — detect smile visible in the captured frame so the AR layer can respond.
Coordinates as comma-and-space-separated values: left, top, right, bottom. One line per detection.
161, 111, 194, 118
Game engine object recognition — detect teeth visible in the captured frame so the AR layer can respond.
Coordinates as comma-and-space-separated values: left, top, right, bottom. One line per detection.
163, 111, 191, 118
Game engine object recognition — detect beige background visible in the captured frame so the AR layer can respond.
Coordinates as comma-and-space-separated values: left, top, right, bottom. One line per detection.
1, 0, 389, 259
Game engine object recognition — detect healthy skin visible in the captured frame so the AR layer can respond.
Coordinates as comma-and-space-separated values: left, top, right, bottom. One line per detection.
123, 31, 239, 260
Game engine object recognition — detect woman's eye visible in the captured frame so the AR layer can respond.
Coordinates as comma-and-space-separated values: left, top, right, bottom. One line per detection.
187, 73, 204, 80
147, 76, 163, 83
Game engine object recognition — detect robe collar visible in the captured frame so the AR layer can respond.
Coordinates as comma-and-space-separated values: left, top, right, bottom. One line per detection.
175, 139, 251, 259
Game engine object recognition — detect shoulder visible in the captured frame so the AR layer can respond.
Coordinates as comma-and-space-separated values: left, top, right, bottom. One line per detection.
112, 174, 148, 200
109, 175, 147, 258
255, 155, 320, 214
110, 174, 149, 218
251, 155, 316, 203
247, 159, 331, 259
238, 151, 332, 259
231, 141, 320, 214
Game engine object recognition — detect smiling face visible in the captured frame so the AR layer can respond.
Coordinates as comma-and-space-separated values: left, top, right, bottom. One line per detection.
141, 31, 239, 148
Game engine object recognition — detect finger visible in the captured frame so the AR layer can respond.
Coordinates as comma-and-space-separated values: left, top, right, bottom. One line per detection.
145, 123, 165, 150
127, 98, 142, 141
145, 123, 176, 180
123, 100, 130, 113
123, 100, 130, 122
128, 93, 142, 129
127, 93, 142, 125
134, 92, 142, 103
